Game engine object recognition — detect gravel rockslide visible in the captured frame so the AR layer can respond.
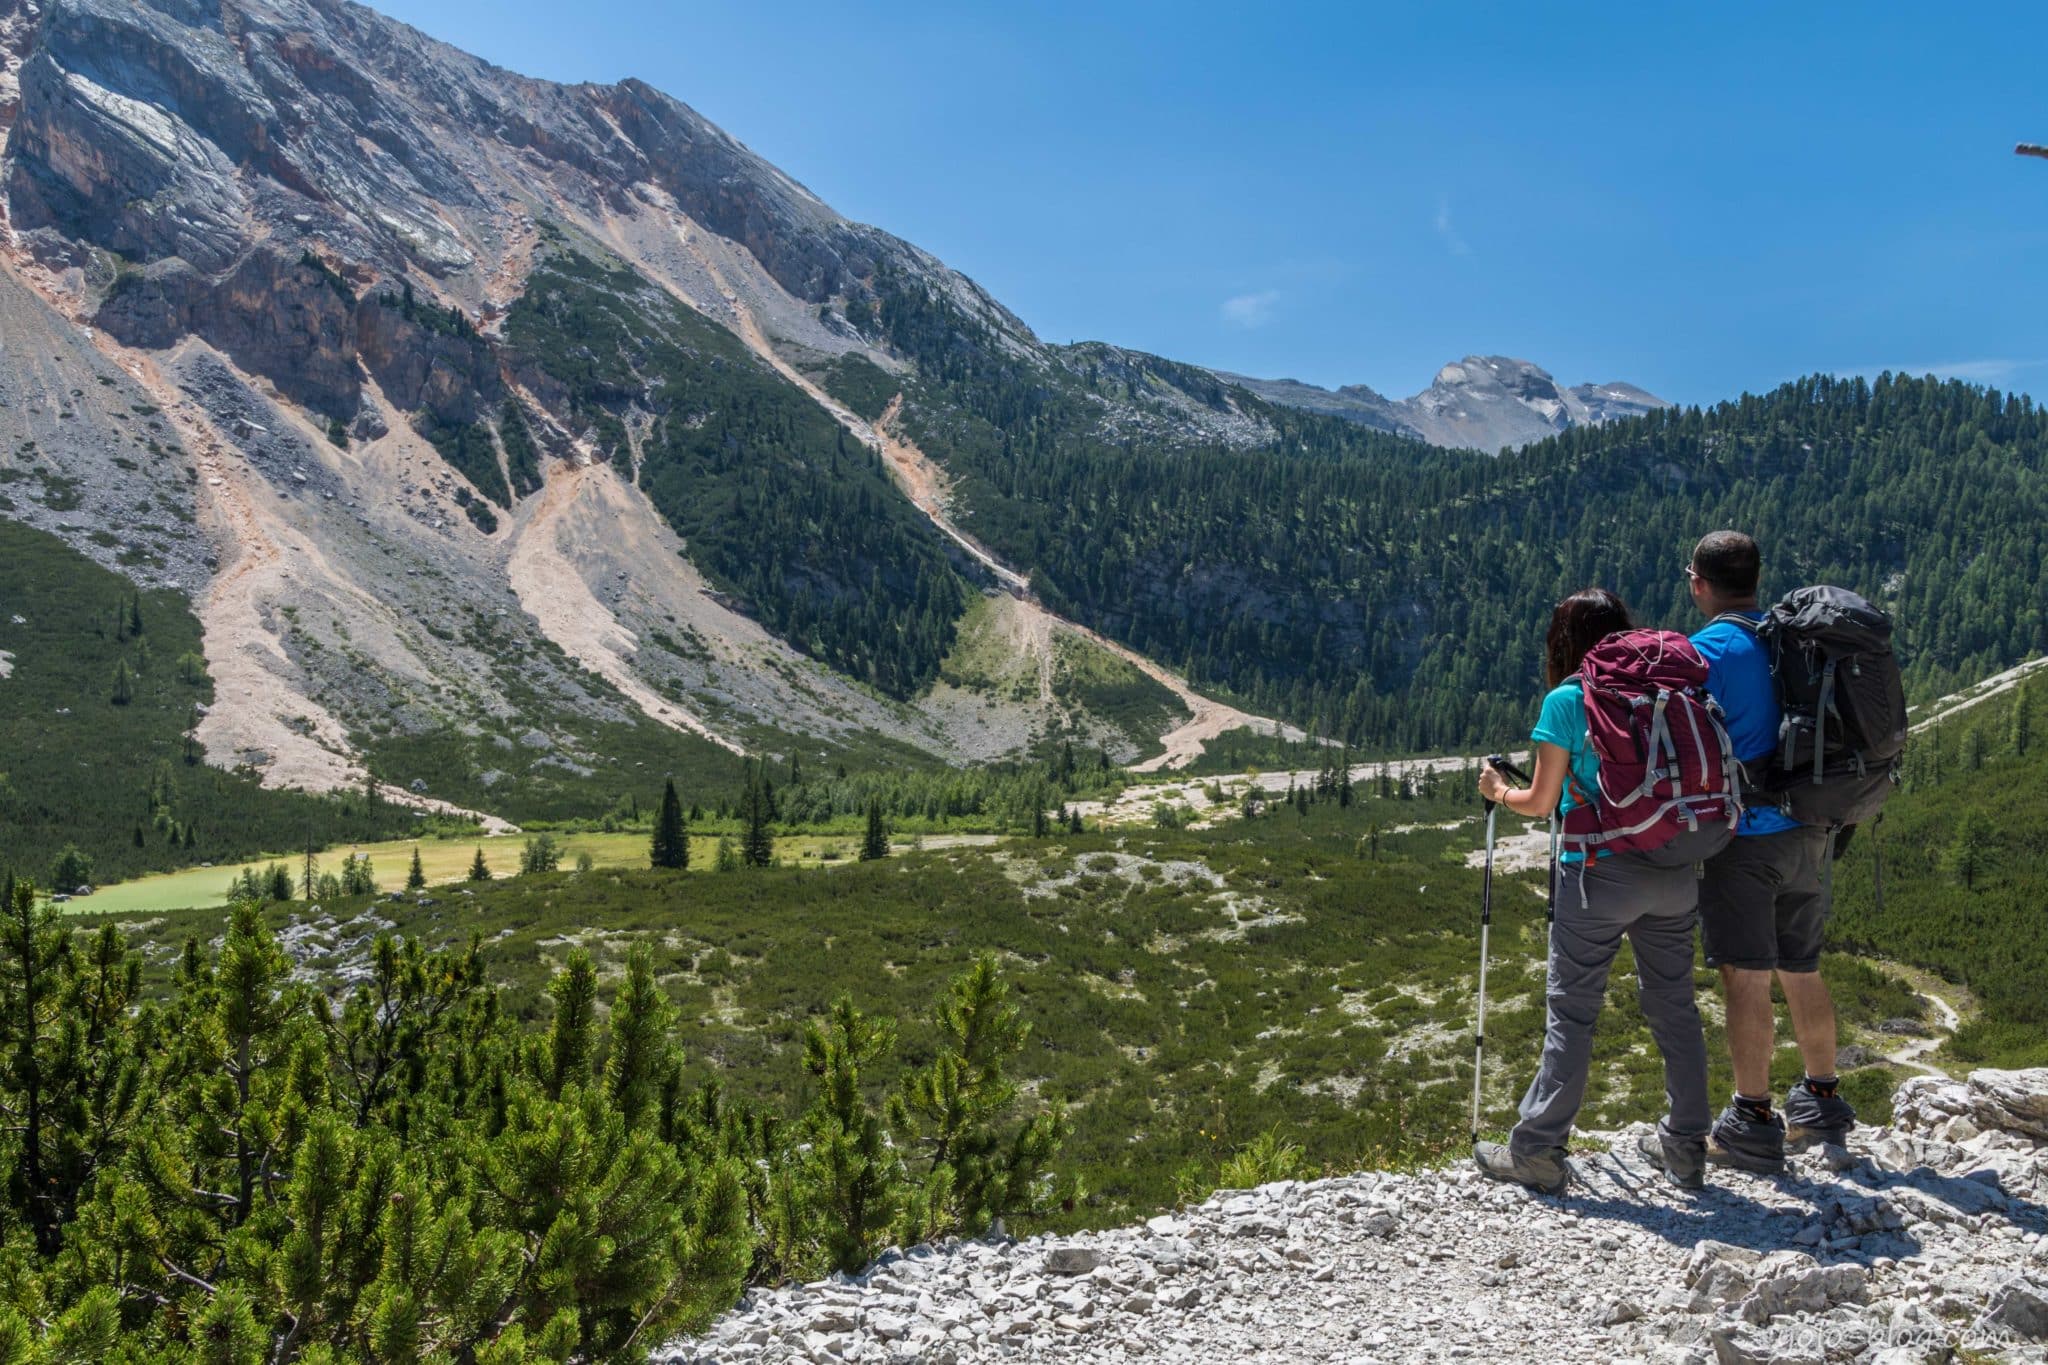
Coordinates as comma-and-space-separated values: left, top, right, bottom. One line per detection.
659, 1069, 2048, 1364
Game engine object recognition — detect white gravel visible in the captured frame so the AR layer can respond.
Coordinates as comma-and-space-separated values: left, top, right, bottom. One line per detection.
659, 1070, 2048, 1364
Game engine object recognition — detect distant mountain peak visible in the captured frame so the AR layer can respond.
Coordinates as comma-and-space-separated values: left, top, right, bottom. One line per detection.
1221, 355, 1671, 451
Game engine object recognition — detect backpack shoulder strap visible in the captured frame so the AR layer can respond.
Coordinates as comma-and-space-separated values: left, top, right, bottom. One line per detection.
1711, 613, 1760, 633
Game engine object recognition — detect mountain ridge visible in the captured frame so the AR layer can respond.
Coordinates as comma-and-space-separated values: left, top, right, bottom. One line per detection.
1220, 353, 1671, 451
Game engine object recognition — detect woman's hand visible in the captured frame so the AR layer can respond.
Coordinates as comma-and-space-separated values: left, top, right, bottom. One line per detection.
1483, 743, 1570, 819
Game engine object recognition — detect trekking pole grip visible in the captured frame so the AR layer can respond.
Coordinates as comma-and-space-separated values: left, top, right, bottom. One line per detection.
1482, 753, 1530, 811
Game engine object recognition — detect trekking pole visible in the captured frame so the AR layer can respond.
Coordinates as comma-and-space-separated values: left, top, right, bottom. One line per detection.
1472, 796, 1497, 1144
1472, 754, 1533, 1142
1470, 754, 1530, 1142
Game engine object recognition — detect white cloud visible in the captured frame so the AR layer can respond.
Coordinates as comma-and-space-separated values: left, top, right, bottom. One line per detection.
1434, 198, 1471, 256
1220, 289, 1281, 329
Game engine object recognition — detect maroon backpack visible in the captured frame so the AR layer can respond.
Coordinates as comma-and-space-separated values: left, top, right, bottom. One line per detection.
1560, 629, 1740, 857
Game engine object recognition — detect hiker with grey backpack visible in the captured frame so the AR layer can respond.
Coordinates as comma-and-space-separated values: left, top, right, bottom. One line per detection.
1472, 589, 1737, 1195
1685, 531, 1907, 1171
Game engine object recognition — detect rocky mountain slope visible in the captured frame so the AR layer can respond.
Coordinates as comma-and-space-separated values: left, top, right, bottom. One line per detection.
665, 1069, 2048, 1363
0, 0, 1305, 817
1223, 355, 1671, 451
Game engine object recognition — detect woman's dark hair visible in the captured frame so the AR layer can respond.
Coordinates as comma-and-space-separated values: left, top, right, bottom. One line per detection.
1545, 588, 1633, 688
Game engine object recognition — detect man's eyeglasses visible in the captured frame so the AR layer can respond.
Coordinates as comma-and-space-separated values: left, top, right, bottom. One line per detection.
1684, 564, 1701, 583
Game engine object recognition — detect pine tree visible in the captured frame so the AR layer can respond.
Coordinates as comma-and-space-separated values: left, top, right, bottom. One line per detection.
1944, 813, 1990, 890
110, 659, 133, 706
741, 775, 774, 868
650, 778, 689, 869
605, 944, 674, 1126
47, 845, 94, 894
467, 847, 492, 882
0, 874, 69, 1253
202, 901, 301, 1227
542, 948, 597, 1098
406, 845, 427, 890
860, 799, 889, 862
801, 997, 901, 1273
890, 955, 1068, 1245
519, 833, 561, 875
340, 853, 375, 896
127, 595, 144, 637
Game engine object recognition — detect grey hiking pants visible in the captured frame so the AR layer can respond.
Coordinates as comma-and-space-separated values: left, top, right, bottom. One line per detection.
1509, 826, 1729, 1156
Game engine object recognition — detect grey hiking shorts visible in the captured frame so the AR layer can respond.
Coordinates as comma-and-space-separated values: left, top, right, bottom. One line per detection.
1698, 826, 1830, 973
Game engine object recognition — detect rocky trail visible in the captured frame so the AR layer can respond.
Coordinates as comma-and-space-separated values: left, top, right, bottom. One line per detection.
663, 1070, 2048, 1364
1884, 993, 1963, 1078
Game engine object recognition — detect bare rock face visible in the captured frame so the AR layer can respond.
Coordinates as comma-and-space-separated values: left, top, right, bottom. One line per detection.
1894, 1067, 2048, 1144
7, 0, 259, 270
2, 0, 1025, 326
2, 0, 1037, 430
354, 290, 501, 422
96, 246, 362, 416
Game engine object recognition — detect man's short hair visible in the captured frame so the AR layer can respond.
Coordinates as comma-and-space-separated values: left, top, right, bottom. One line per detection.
1692, 531, 1760, 597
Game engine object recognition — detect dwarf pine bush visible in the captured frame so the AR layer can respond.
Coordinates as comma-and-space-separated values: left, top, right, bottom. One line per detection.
0, 879, 1068, 1361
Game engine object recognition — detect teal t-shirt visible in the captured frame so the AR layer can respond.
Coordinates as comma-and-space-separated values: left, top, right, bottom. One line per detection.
1530, 679, 1601, 863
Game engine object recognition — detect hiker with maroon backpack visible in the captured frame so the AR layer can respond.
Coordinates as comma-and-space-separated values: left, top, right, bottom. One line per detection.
1687, 531, 1904, 1169
1472, 589, 1737, 1195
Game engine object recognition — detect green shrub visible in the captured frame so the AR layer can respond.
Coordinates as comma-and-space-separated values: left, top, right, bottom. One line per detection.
0, 882, 1066, 1357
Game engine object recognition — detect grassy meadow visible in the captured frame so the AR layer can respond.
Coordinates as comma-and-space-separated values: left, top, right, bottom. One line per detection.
69, 830, 1000, 914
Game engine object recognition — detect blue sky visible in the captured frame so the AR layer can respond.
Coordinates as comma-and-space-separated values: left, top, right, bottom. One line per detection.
379, 0, 2048, 406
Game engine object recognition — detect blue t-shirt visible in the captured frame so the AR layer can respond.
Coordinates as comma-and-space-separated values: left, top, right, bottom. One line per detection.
1691, 612, 1799, 836
1531, 679, 1603, 863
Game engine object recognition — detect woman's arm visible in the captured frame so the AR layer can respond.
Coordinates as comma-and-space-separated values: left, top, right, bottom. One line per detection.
1476, 742, 1570, 820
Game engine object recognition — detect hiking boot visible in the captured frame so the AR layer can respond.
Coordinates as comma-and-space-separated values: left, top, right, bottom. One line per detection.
1472, 1140, 1569, 1195
1635, 1130, 1707, 1191
1784, 1078, 1857, 1151
1706, 1102, 1786, 1174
